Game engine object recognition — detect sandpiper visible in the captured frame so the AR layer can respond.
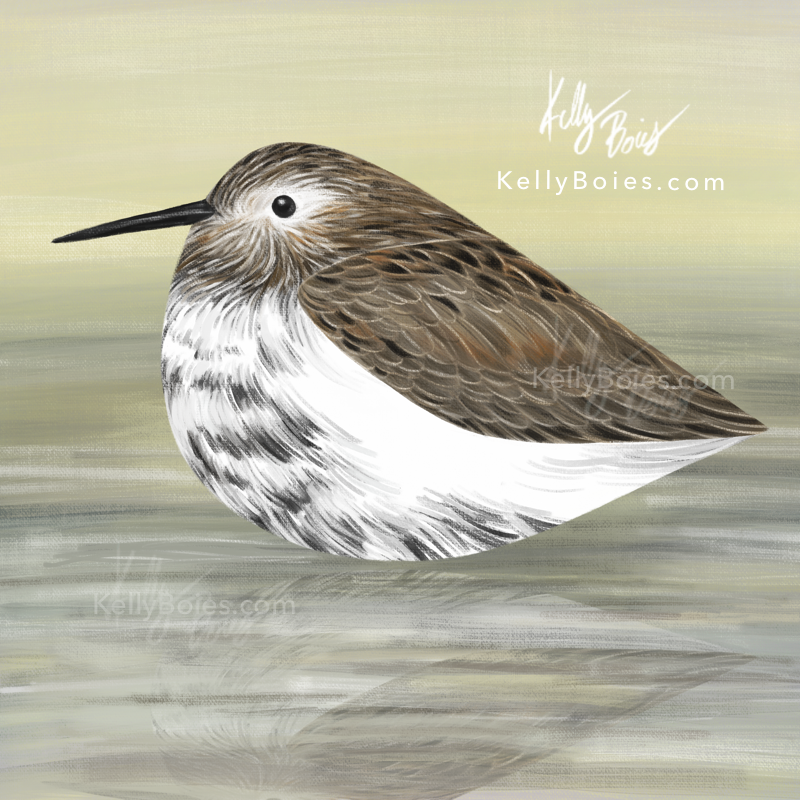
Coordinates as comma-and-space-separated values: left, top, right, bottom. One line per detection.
54, 143, 766, 560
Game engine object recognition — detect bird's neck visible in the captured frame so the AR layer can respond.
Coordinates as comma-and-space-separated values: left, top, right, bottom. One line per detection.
161, 281, 317, 394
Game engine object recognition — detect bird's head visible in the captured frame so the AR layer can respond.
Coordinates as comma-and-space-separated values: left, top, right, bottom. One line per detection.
54, 143, 476, 302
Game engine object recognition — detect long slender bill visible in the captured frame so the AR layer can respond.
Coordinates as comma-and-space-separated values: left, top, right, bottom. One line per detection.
53, 199, 215, 243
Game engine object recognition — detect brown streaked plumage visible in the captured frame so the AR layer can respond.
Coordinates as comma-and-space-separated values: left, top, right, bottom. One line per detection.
53, 143, 767, 560
299, 241, 765, 443
181, 142, 765, 445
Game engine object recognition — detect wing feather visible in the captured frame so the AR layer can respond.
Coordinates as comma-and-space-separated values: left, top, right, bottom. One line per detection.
298, 240, 766, 443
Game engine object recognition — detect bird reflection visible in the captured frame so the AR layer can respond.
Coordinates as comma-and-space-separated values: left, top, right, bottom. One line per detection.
132, 570, 749, 800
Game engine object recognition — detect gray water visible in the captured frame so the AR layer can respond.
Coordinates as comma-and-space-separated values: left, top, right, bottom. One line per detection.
1, 265, 798, 799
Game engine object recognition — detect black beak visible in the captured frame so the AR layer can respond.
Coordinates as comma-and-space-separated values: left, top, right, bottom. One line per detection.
52, 199, 216, 244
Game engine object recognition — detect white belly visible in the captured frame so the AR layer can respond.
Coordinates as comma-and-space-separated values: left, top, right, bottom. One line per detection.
162, 292, 744, 560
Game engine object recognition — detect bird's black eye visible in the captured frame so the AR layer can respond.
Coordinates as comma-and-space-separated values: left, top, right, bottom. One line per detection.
272, 195, 296, 218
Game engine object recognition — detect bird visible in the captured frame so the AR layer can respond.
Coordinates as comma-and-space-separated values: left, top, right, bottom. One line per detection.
53, 143, 767, 561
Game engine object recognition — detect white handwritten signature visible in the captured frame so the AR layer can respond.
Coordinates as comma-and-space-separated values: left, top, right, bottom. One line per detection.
539, 72, 689, 157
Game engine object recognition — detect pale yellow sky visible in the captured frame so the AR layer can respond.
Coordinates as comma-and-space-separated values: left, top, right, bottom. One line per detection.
1, 0, 798, 328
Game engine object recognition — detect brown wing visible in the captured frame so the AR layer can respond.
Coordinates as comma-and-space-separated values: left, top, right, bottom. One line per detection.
298, 239, 766, 443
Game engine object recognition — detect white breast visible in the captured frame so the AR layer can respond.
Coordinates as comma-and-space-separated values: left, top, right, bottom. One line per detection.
162, 289, 743, 560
